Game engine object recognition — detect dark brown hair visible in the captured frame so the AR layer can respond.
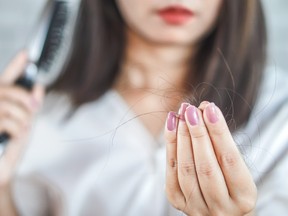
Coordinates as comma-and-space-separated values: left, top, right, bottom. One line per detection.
51, 0, 266, 130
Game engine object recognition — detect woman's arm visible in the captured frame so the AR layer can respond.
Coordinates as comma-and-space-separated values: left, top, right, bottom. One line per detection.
0, 52, 44, 216
0, 181, 19, 216
0, 137, 30, 216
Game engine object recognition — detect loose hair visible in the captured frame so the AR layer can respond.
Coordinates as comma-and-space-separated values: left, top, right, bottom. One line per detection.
50, 0, 267, 131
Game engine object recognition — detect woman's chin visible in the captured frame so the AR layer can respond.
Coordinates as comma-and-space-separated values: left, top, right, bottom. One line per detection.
135, 30, 195, 46
146, 35, 196, 47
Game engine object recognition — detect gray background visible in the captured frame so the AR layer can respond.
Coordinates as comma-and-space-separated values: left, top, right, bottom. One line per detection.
0, 0, 287, 72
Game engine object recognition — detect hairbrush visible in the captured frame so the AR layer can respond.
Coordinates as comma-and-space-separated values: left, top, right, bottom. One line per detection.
0, 0, 79, 149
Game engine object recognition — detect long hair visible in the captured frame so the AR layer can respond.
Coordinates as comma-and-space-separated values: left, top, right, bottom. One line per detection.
50, 0, 267, 131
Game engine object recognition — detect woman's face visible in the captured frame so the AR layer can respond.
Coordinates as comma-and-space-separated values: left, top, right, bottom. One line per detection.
116, 0, 223, 46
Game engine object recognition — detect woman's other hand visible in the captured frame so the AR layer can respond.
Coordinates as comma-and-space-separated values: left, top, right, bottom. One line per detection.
165, 102, 256, 216
0, 51, 44, 185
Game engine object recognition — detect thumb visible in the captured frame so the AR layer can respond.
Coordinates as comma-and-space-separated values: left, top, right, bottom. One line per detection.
31, 84, 45, 110
0, 50, 28, 84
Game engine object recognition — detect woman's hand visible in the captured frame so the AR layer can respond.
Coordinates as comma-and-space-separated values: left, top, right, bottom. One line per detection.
0, 51, 44, 185
165, 102, 257, 216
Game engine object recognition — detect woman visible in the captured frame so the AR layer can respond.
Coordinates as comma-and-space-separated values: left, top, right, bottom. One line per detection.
0, 0, 288, 215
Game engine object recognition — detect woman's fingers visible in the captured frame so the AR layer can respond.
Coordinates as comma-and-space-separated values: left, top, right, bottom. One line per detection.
0, 51, 28, 85
0, 51, 44, 187
0, 117, 26, 139
165, 111, 185, 210
202, 103, 257, 211
165, 102, 256, 215
176, 103, 198, 190
32, 84, 45, 107
0, 100, 31, 130
185, 105, 230, 210
176, 103, 207, 214
0, 52, 44, 142
0, 85, 37, 113
0, 85, 39, 139
198, 101, 210, 112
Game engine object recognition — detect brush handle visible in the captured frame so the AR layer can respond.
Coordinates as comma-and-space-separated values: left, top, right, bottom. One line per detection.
0, 64, 35, 146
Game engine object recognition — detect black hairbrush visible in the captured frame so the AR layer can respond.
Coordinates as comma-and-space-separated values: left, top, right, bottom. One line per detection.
0, 0, 75, 147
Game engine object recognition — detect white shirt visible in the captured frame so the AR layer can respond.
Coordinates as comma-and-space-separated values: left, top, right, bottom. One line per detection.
12, 66, 288, 216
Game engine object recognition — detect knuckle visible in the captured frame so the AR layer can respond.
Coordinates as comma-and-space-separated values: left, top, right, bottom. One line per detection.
196, 161, 216, 178
0, 119, 23, 138
210, 209, 226, 216
184, 208, 209, 216
236, 186, 257, 213
219, 152, 238, 169
165, 133, 177, 145
10, 86, 29, 98
209, 123, 227, 136
190, 125, 208, 139
167, 158, 177, 170
207, 197, 227, 211
237, 196, 257, 214
177, 126, 191, 138
179, 161, 196, 176
0, 107, 12, 118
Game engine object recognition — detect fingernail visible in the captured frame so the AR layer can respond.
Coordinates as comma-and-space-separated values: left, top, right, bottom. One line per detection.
178, 103, 189, 121
186, 105, 199, 126
206, 103, 219, 123
201, 100, 209, 104
166, 112, 177, 131
199, 101, 210, 111
200, 101, 210, 107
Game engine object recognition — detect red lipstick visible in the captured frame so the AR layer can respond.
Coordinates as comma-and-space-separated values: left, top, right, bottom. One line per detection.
158, 6, 194, 25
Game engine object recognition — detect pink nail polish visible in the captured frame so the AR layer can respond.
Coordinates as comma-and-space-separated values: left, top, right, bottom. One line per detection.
186, 105, 199, 126
206, 103, 219, 123
178, 103, 189, 121
167, 112, 177, 131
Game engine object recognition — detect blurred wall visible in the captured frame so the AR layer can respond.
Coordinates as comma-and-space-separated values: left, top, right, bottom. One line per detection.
0, 0, 287, 72
0, 0, 46, 70
262, 0, 288, 70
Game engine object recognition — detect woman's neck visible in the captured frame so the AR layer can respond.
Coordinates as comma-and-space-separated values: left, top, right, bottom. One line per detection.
114, 30, 197, 138
116, 29, 195, 92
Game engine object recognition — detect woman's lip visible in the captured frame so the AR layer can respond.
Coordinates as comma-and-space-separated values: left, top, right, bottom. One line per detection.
157, 6, 194, 25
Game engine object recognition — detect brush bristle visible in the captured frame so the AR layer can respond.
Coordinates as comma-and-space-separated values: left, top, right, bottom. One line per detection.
38, 1, 69, 72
